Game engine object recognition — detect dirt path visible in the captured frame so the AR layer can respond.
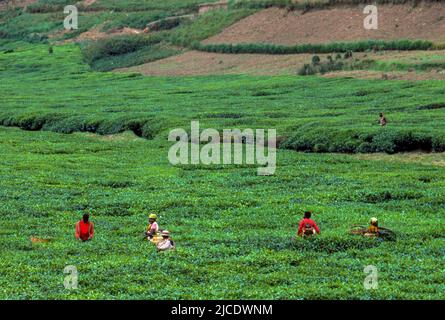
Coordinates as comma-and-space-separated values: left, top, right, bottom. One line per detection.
204, 4, 445, 45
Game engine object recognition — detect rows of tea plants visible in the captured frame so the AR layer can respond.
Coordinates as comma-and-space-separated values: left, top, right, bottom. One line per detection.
1, 40, 445, 153
0, 126, 444, 299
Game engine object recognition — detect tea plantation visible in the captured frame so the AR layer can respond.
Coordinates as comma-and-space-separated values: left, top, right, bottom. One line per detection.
0, 40, 444, 299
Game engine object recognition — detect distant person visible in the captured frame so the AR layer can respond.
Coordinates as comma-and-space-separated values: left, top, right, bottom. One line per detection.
379, 113, 387, 126
145, 213, 159, 239
156, 230, 175, 252
75, 213, 94, 241
364, 217, 379, 237
297, 211, 320, 237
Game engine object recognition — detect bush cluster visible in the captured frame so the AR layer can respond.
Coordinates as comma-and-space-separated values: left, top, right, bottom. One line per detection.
80, 34, 165, 64
0, 113, 164, 140
281, 128, 443, 154
298, 53, 376, 75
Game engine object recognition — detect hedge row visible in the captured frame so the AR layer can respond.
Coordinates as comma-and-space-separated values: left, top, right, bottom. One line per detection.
281, 128, 445, 154
0, 113, 164, 140
193, 39, 433, 54
3, 112, 445, 154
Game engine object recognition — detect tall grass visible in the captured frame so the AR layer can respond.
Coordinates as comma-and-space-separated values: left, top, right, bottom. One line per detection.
194, 39, 434, 54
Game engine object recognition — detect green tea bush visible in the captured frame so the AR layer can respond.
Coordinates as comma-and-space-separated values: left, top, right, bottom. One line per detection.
89, 44, 180, 71
291, 235, 379, 253
282, 128, 442, 154
311, 55, 321, 65
100, 11, 168, 32
298, 56, 379, 75
432, 135, 445, 152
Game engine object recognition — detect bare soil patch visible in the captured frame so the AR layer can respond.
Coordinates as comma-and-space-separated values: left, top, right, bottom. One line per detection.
204, 4, 445, 45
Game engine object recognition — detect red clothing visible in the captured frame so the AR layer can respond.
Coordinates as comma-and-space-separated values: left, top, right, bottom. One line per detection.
75, 221, 94, 241
298, 218, 320, 236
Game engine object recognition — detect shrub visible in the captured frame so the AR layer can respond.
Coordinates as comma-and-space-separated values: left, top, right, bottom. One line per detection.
344, 50, 353, 59
297, 63, 316, 75
80, 34, 165, 64
281, 127, 437, 154
432, 135, 445, 152
311, 55, 321, 66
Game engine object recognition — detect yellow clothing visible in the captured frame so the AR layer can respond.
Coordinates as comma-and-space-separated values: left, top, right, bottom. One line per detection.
368, 225, 378, 234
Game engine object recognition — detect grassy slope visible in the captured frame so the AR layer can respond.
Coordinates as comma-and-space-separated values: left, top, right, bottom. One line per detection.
0, 0, 254, 70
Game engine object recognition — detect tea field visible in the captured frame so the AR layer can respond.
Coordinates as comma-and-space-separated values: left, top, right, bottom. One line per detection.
0, 39, 444, 299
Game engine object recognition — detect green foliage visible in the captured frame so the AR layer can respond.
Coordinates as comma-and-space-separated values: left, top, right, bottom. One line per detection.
100, 11, 169, 32
169, 9, 255, 47
195, 39, 434, 54
85, 0, 217, 12
80, 34, 166, 65
297, 56, 375, 75
0, 126, 444, 299
89, 44, 181, 72
2, 41, 445, 154
0, 40, 445, 300
311, 55, 321, 66
282, 128, 440, 153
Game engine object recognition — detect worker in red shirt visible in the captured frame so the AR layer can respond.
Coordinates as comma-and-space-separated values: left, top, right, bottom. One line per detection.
75, 213, 94, 241
297, 211, 320, 237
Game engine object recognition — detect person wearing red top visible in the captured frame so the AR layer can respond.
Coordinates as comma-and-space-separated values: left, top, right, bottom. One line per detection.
75, 213, 94, 241
297, 211, 320, 237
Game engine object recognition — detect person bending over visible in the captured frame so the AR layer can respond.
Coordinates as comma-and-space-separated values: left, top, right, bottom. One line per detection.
297, 211, 320, 237
75, 213, 94, 242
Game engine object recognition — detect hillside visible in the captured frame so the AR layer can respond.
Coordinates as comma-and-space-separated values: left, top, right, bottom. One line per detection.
204, 4, 445, 45
1, 0, 445, 301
